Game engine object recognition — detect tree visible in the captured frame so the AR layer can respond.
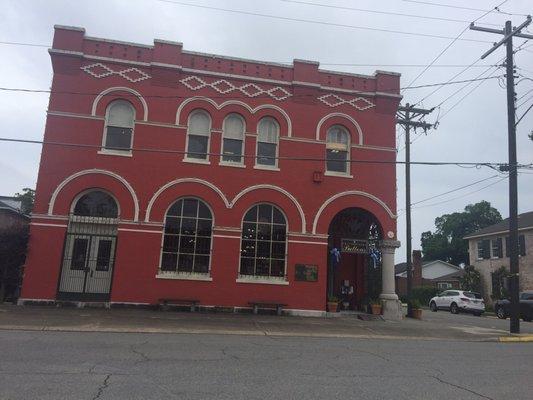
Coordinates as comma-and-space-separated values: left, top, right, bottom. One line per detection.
14, 188, 35, 215
459, 265, 482, 293
421, 201, 502, 265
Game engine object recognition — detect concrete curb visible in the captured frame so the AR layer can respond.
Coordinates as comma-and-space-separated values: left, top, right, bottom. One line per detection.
499, 335, 533, 342
0, 325, 498, 342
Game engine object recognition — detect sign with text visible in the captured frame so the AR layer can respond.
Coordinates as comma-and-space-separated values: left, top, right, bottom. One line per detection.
341, 239, 369, 254
295, 264, 318, 282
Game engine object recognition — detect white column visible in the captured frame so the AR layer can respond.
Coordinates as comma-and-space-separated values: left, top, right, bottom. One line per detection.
379, 240, 402, 320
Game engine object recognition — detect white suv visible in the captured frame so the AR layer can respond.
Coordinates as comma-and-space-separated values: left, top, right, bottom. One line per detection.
429, 290, 485, 316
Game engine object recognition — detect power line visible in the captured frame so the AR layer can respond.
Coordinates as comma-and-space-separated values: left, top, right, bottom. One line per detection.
410, 174, 500, 206
411, 176, 508, 210
280, 0, 502, 26
0, 75, 506, 99
0, 40, 49, 48
153, 0, 493, 43
0, 137, 520, 168
403, 0, 507, 90
401, 0, 527, 16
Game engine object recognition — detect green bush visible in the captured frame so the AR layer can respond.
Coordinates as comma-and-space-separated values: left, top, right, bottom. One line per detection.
409, 286, 440, 306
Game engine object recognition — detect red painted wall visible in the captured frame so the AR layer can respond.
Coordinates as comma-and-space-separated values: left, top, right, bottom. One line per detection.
21, 26, 401, 311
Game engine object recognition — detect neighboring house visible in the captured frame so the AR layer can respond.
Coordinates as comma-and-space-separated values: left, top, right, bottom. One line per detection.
395, 250, 463, 295
0, 196, 30, 301
464, 211, 533, 304
0, 196, 29, 233
20, 26, 403, 318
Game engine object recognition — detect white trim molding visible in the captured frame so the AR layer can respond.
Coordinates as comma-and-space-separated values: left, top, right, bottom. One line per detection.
312, 190, 396, 234
146, 178, 231, 222
175, 96, 293, 137
48, 169, 140, 222
30, 222, 68, 228
315, 113, 363, 145
91, 86, 148, 121
231, 184, 306, 233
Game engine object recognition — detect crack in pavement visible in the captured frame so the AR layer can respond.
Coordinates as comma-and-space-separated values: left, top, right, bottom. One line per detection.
129, 341, 150, 364
431, 375, 495, 400
92, 373, 111, 400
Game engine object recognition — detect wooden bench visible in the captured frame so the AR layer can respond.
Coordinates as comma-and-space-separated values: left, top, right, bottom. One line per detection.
158, 298, 199, 312
248, 301, 287, 316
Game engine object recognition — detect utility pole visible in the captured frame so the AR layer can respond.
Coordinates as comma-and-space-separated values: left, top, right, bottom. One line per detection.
397, 104, 434, 317
471, 15, 533, 334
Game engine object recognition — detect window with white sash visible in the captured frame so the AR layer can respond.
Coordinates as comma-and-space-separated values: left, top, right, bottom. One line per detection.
186, 110, 211, 160
256, 117, 279, 167
221, 113, 245, 164
326, 125, 350, 174
103, 100, 135, 153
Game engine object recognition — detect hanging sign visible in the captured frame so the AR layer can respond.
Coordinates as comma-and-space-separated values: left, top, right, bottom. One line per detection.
341, 239, 368, 254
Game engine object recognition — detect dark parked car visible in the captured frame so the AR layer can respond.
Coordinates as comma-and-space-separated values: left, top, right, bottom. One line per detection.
494, 291, 533, 322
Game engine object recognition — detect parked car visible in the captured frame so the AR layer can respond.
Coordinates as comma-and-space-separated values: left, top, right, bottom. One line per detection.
494, 291, 533, 322
429, 290, 485, 316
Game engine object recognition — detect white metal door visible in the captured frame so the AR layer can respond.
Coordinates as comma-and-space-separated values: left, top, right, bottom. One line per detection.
84, 236, 116, 294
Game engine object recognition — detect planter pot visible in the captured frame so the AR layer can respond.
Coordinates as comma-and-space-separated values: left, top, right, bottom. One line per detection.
327, 302, 339, 312
412, 308, 423, 319
370, 304, 382, 315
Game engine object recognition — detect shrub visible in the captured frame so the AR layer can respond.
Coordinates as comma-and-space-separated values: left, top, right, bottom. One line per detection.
409, 286, 440, 306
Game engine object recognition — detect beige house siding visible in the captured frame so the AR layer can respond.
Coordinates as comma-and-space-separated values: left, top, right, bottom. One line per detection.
468, 229, 533, 304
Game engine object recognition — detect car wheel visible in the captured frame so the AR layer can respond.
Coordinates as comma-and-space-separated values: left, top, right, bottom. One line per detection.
450, 303, 459, 314
430, 301, 437, 312
474, 312, 482, 317
496, 306, 506, 319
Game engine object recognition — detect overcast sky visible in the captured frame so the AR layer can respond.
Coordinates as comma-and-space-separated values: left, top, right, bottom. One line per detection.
1, 0, 532, 262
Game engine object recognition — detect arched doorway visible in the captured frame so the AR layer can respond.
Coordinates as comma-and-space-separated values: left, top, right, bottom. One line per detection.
327, 207, 383, 311
57, 190, 119, 301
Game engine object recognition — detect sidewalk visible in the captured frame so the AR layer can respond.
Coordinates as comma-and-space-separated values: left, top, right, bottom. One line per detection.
0, 304, 509, 341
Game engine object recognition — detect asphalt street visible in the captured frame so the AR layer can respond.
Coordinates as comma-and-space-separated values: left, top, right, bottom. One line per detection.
1, 329, 532, 400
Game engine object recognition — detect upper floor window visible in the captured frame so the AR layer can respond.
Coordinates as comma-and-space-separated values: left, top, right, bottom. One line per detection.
505, 235, 526, 257
477, 239, 490, 259
103, 100, 135, 152
491, 238, 503, 258
239, 204, 287, 279
186, 110, 211, 160
256, 117, 279, 167
326, 125, 350, 174
222, 114, 245, 164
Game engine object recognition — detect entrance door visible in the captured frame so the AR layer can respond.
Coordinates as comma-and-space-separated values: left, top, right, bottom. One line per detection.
58, 224, 118, 301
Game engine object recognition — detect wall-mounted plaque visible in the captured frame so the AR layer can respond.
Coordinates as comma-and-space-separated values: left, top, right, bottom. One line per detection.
341, 239, 368, 254
295, 264, 318, 282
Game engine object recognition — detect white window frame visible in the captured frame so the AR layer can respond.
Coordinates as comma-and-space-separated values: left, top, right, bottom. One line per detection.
157, 197, 214, 280
99, 100, 135, 157
220, 113, 246, 167
254, 117, 280, 171
237, 203, 289, 284
184, 110, 212, 164
437, 282, 452, 290
325, 125, 352, 177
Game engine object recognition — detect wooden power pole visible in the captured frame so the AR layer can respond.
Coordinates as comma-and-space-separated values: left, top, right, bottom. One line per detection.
470, 15, 533, 334
397, 104, 434, 317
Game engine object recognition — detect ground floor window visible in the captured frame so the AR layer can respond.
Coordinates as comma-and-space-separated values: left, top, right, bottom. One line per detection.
160, 198, 213, 274
239, 204, 287, 278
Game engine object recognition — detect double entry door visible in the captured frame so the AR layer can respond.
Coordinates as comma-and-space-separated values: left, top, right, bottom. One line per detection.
58, 218, 117, 301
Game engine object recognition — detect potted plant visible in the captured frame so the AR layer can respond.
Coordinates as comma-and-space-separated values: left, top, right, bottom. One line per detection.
411, 299, 423, 319
327, 295, 339, 313
370, 298, 382, 315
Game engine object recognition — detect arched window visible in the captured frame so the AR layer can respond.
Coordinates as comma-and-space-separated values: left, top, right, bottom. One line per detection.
186, 110, 211, 160
160, 198, 213, 274
222, 113, 245, 164
256, 117, 279, 167
326, 125, 350, 174
73, 190, 118, 218
240, 204, 287, 279
103, 100, 135, 152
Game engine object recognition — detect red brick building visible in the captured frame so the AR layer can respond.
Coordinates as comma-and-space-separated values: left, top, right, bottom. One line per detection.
20, 26, 402, 318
